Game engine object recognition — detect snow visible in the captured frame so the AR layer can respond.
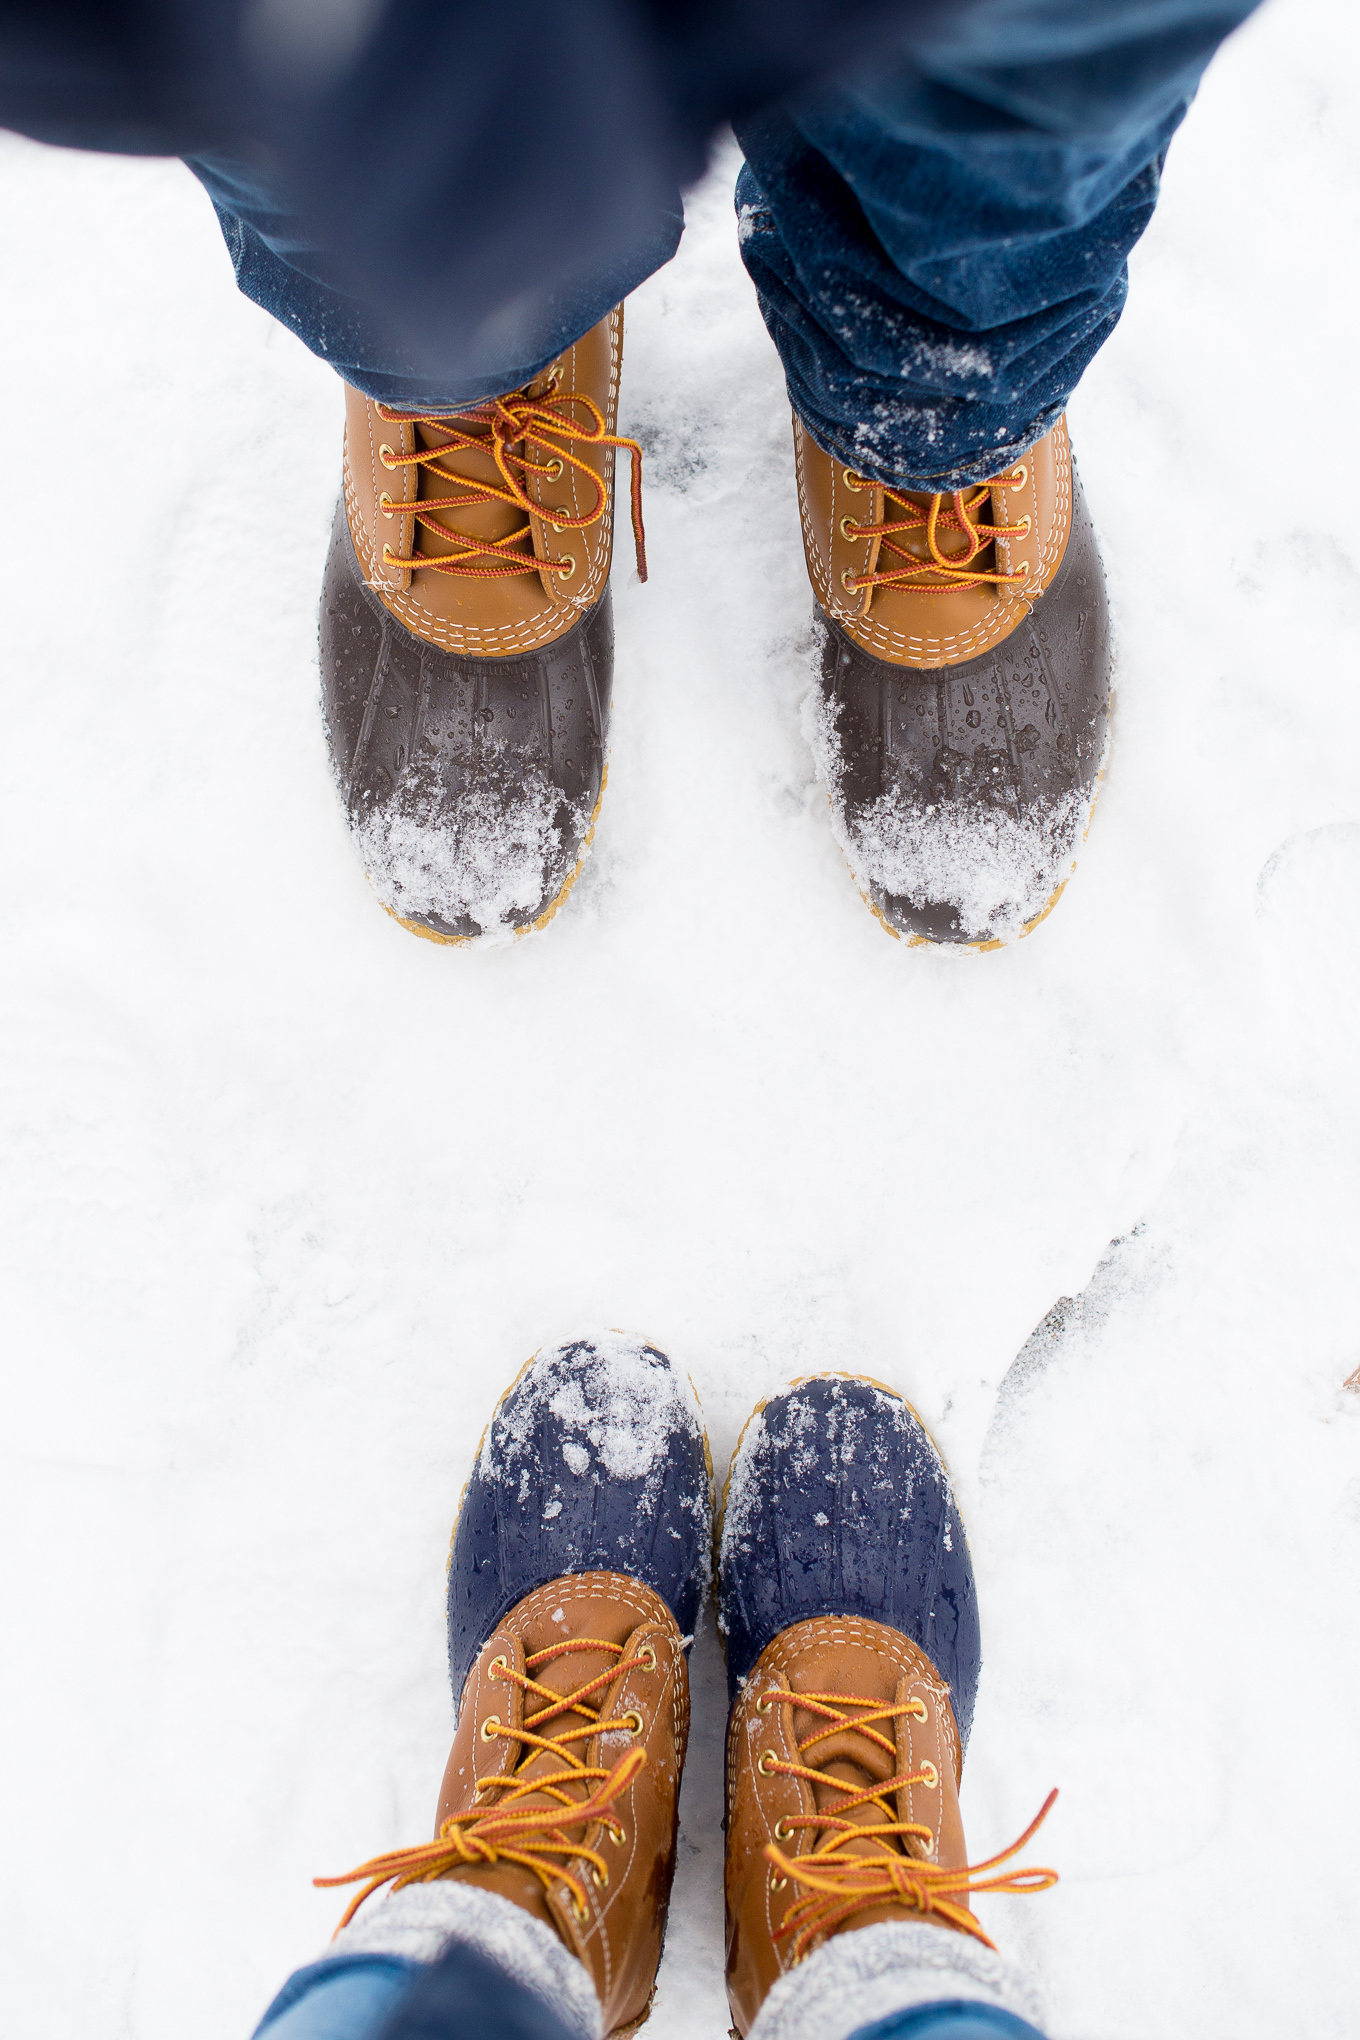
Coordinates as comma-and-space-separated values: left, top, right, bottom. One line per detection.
484, 1331, 706, 1495
353, 744, 586, 938
804, 685, 1098, 940
1, 4, 1358, 2038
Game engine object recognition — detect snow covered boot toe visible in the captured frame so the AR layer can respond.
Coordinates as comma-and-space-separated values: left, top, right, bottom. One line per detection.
320, 1334, 711, 2039
320, 310, 643, 945
446, 1331, 713, 1698
718, 1375, 1054, 2035
797, 416, 1110, 948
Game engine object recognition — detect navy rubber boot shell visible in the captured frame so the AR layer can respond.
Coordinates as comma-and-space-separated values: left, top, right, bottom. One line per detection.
718, 1376, 981, 1749
447, 1334, 712, 1712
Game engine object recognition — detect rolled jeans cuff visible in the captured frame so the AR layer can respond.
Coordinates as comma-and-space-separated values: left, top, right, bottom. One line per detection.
325, 1881, 603, 2040
745, 1922, 1047, 2040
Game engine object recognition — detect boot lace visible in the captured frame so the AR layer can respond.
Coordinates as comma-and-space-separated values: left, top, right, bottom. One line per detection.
316, 1636, 654, 1931
841, 466, 1031, 597
375, 374, 647, 586
758, 1686, 1057, 1962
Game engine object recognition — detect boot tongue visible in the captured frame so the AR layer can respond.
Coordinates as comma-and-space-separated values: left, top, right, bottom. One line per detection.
500, 1599, 637, 1801
885, 483, 996, 576
410, 400, 534, 564
794, 1704, 899, 1856
439, 1612, 637, 1932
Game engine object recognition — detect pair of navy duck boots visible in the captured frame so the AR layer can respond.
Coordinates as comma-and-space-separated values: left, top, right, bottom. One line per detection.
319, 1337, 1055, 2040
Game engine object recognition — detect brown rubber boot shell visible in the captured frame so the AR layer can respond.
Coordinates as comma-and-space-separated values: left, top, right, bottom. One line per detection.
796, 415, 1110, 946
725, 1613, 968, 2038
320, 312, 624, 942
434, 1569, 690, 2038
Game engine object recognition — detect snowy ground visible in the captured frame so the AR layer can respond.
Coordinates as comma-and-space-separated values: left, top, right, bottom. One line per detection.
2, 4, 1359, 2036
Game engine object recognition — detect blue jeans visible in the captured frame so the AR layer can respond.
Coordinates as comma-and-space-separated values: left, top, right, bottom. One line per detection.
253, 1946, 1049, 2040
191, 0, 1256, 488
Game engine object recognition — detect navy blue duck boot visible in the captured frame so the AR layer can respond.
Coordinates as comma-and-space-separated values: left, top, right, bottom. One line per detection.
321, 1334, 712, 2038
718, 1375, 1053, 2037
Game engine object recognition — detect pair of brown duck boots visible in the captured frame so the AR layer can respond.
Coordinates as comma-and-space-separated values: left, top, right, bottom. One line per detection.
323, 308, 1110, 952
312, 1338, 1056, 2040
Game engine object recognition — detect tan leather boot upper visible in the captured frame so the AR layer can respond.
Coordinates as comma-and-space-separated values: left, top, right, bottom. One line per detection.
325, 1570, 689, 2037
342, 308, 633, 660
795, 414, 1073, 671
725, 1615, 1053, 2037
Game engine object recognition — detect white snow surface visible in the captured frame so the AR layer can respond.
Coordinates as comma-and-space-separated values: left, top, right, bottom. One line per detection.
2, 7, 1360, 2039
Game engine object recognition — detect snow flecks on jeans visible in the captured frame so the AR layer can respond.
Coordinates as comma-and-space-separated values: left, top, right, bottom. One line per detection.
737, 200, 772, 246
805, 687, 1089, 943
352, 744, 585, 937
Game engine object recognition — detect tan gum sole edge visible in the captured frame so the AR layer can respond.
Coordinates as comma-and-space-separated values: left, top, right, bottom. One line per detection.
855, 730, 1111, 954
378, 760, 609, 949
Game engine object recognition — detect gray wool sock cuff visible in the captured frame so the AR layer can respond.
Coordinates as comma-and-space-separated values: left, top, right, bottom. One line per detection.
745, 1922, 1046, 2040
326, 1881, 603, 2040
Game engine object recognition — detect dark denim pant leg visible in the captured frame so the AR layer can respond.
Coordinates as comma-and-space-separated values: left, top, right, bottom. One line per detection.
846, 2004, 1050, 2040
734, 0, 1260, 488
252, 1938, 588, 2040
186, 153, 684, 410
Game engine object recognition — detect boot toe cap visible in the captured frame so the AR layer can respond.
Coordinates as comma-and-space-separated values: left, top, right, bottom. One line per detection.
320, 502, 613, 943
447, 1335, 713, 1707
718, 1375, 980, 1747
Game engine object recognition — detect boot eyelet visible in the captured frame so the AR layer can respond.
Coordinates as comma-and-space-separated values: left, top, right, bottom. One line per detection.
1015, 560, 1031, 579
1018, 515, 1032, 536
774, 1819, 792, 1842
591, 1866, 609, 1890
758, 1750, 777, 1776
1010, 464, 1028, 487
911, 1698, 928, 1722
556, 555, 577, 581
842, 468, 866, 491
480, 1715, 501, 1741
608, 1823, 627, 1847
572, 1895, 589, 1922
550, 505, 571, 534
545, 459, 565, 479
378, 443, 397, 470
840, 516, 859, 541
379, 493, 394, 518
755, 1693, 773, 1715
622, 1710, 644, 1736
918, 1829, 935, 1856
770, 1873, 788, 1893
919, 1760, 939, 1789
636, 1645, 657, 1672
840, 568, 860, 593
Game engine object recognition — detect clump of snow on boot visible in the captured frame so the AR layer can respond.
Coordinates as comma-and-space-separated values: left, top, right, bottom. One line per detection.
485, 1329, 710, 1514
804, 686, 1091, 943
352, 745, 587, 938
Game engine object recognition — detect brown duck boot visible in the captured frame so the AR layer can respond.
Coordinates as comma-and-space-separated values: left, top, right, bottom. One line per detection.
320, 310, 645, 944
719, 1376, 1056, 2040
318, 1335, 713, 2036
796, 416, 1110, 948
